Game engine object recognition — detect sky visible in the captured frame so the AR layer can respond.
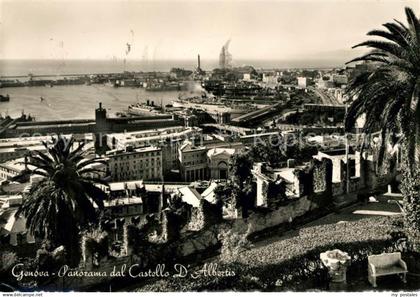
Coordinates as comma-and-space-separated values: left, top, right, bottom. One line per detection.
0, 0, 418, 60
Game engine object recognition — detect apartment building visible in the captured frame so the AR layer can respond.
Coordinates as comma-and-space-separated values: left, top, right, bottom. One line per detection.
106, 146, 162, 182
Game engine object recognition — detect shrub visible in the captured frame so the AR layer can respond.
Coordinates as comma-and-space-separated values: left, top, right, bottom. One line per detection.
0, 251, 17, 272
81, 230, 109, 262
218, 228, 251, 263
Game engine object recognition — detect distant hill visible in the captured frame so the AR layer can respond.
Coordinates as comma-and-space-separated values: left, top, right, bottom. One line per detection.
302, 48, 369, 64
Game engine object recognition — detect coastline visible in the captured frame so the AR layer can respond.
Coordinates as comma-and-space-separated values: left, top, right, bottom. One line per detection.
0, 58, 345, 78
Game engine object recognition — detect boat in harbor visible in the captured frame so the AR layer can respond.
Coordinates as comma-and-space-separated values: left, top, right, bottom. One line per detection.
127, 100, 163, 116
0, 94, 10, 102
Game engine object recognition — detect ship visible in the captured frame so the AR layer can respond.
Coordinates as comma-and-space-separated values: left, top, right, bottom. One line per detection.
0, 94, 10, 102
105, 80, 120, 88
127, 100, 163, 116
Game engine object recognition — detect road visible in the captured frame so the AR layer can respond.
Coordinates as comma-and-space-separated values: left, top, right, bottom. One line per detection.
310, 87, 341, 105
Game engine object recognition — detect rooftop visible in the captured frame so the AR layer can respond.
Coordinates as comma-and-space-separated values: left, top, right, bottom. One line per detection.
207, 147, 236, 158
103, 197, 143, 207
178, 186, 202, 207
110, 126, 202, 145
106, 146, 161, 156
0, 194, 23, 209
179, 141, 207, 152
0, 157, 30, 173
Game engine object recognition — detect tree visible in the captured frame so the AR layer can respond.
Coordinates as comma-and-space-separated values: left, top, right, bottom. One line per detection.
16, 136, 107, 266
228, 150, 255, 217
345, 7, 420, 236
229, 150, 253, 187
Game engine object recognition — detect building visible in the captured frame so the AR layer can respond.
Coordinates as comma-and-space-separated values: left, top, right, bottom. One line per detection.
106, 146, 162, 182
106, 126, 202, 151
303, 104, 347, 113
316, 79, 334, 89
207, 147, 235, 180
0, 152, 102, 185
349, 62, 378, 80
239, 131, 282, 146
332, 88, 346, 103
332, 74, 348, 86
1, 103, 183, 139
0, 134, 94, 163
0, 194, 36, 246
0, 157, 25, 182
100, 181, 145, 218
106, 126, 202, 174
96, 179, 185, 216
0, 134, 96, 184
178, 141, 208, 181
243, 73, 252, 81
262, 72, 279, 87
0, 141, 45, 163
297, 77, 307, 88
0, 157, 45, 184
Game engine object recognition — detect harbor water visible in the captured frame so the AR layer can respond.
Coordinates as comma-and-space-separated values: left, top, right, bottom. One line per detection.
0, 85, 186, 121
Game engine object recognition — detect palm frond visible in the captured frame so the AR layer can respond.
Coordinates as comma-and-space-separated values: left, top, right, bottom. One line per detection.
352, 40, 404, 60
405, 7, 420, 41
367, 29, 408, 47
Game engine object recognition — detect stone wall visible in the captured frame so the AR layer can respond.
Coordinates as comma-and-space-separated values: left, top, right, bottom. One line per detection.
175, 226, 220, 258
241, 195, 316, 236
312, 160, 329, 193
160, 209, 181, 242
282, 158, 332, 199
187, 199, 223, 231
348, 177, 362, 193
332, 182, 345, 196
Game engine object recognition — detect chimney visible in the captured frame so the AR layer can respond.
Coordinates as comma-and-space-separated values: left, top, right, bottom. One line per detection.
99, 102, 102, 110
197, 54, 201, 69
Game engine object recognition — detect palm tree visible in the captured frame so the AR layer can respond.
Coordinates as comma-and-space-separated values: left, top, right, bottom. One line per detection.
16, 136, 108, 266
345, 7, 420, 237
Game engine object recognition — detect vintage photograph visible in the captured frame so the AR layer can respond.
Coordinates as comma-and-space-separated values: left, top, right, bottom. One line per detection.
0, 0, 419, 293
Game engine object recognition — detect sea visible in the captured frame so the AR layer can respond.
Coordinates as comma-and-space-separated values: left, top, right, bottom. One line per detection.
0, 58, 343, 121
0, 58, 344, 77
